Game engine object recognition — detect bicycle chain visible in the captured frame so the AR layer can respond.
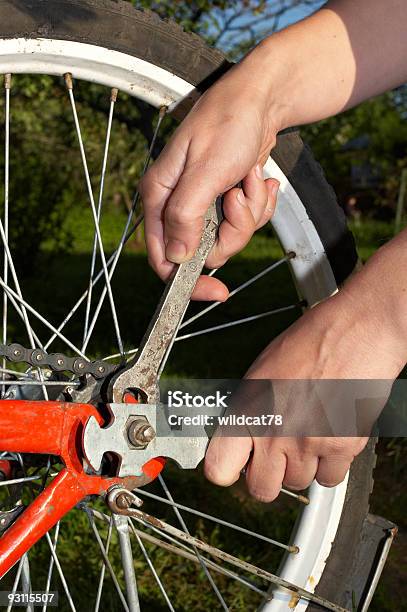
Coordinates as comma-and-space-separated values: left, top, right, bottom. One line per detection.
0, 343, 116, 380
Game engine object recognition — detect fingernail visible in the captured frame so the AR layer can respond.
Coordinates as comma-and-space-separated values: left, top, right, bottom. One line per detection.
166, 239, 188, 263
236, 189, 246, 207
255, 164, 263, 179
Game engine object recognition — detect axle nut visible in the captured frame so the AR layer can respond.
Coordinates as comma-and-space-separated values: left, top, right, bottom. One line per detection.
127, 419, 156, 447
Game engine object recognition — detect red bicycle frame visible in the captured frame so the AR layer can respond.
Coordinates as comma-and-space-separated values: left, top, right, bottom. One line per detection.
0, 399, 165, 577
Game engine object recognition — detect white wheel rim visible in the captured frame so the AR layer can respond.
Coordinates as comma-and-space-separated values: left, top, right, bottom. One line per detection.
0, 36, 348, 609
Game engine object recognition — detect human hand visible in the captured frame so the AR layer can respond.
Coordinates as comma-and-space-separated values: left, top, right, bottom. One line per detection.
204, 283, 404, 501
140, 55, 282, 301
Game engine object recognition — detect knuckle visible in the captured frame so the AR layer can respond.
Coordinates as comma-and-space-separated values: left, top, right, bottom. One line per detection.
247, 485, 279, 504
283, 477, 312, 492
166, 205, 202, 228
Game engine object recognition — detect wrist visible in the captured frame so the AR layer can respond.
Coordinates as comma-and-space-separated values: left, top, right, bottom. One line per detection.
236, 37, 294, 139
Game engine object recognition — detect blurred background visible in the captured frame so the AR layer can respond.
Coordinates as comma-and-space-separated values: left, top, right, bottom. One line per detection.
0, 0, 405, 609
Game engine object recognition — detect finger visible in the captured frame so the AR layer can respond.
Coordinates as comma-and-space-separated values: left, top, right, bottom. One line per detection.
206, 187, 257, 268
255, 178, 280, 230
206, 175, 280, 269
315, 456, 351, 488
164, 149, 236, 265
241, 165, 269, 227
283, 453, 318, 491
205, 434, 252, 487
245, 442, 286, 503
141, 134, 189, 279
191, 275, 229, 302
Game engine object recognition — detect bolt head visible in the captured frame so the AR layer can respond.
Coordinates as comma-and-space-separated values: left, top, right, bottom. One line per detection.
116, 493, 133, 510
127, 419, 156, 447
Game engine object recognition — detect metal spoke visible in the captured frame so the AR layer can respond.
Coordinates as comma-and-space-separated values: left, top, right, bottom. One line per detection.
0, 380, 80, 387
94, 517, 113, 612
129, 507, 348, 612
84, 508, 130, 612
89, 507, 271, 603
2, 74, 10, 393
180, 254, 295, 331
7, 555, 25, 612
175, 304, 301, 342
44, 532, 76, 612
127, 521, 270, 600
42, 103, 163, 356
0, 275, 85, 358
159, 475, 229, 611
132, 529, 175, 612
21, 554, 33, 612
0, 474, 53, 487
136, 487, 298, 553
0, 367, 36, 379
43, 213, 144, 355
65, 74, 123, 356
81, 108, 166, 354
82, 88, 117, 349
42, 523, 60, 612
0, 75, 48, 399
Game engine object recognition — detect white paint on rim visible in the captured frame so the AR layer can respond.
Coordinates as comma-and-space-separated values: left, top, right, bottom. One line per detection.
0, 36, 347, 609
0, 38, 193, 107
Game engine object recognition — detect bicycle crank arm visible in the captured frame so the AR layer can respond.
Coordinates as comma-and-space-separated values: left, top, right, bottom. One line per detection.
83, 403, 208, 477
111, 199, 222, 403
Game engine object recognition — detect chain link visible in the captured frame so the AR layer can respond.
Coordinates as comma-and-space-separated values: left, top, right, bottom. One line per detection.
0, 343, 116, 379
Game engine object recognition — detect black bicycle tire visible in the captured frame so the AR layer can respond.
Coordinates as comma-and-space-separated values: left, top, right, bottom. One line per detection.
0, 1, 374, 607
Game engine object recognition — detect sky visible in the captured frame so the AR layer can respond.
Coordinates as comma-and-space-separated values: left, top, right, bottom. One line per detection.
209, 0, 326, 55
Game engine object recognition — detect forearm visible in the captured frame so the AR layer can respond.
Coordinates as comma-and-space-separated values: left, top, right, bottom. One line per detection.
333, 228, 407, 373
238, 0, 407, 133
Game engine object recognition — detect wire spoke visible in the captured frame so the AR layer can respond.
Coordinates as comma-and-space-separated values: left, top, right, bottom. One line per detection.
179, 255, 295, 331
44, 532, 76, 612
44, 101, 163, 357
42, 213, 144, 355
129, 507, 347, 612
133, 529, 175, 612
94, 517, 113, 612
7, 554, 25, 612
175, 303, 301, 342
82, 88, 117, 349
81, 108, 166, 354
158, 475, 229, 611
136, 487, 298, 553
127, 520, 270, 600
89, 507, 269, 603
84, 507, 130, 612
42, 523, 60, 612
0, 275, 85, 358
2, 74, 10, 392
65, 74, 123, 357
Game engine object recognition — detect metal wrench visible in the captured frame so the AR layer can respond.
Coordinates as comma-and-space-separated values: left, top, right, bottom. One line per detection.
110, 198, 222, 403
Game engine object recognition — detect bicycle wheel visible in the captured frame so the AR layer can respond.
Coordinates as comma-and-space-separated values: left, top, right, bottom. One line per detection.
0, 2, 375, 610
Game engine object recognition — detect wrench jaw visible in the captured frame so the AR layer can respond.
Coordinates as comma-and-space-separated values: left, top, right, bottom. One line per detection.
83, 403, 208, 480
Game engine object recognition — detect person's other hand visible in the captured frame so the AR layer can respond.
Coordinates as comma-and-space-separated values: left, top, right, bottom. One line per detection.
204, 286, 403, 501
140, 57, 282, 301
